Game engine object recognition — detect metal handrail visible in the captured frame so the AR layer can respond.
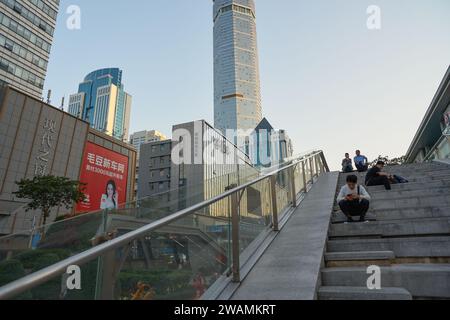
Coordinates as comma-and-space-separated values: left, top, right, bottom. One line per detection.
0, 150, 329, 300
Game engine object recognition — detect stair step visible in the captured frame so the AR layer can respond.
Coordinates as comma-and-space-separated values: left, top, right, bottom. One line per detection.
318, 286, 412, 300
329, 217, 450, 238
369, 188, 450, 201
367, 181, 450, 194
321, 264, 450, 298
325, 251, 395, 262
332, 206, 450, 223
370, 194, 450, 211
327, 236, 450, 258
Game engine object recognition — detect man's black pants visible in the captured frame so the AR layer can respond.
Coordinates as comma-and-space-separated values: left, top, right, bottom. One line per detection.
367, 176, 392, 190
355, 163, 368, 172
339, 199, 370, 220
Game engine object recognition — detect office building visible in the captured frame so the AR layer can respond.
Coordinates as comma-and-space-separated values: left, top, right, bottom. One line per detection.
68, 68, 132, 142
213, 0, 263, 134
406, 66, 450, 163
0, 83, 137, 235
138, 140, 172, 199
250, 118, 294, 169
170, 120, 264, 217
0, 0, 59, 99
130, 130, 167, 158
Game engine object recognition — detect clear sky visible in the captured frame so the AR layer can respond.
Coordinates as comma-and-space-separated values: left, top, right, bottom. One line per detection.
45, 0, 450, 170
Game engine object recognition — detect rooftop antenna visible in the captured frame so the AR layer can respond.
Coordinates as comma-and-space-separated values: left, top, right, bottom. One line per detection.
60, 96, 65, 111
46, 89, 52, 104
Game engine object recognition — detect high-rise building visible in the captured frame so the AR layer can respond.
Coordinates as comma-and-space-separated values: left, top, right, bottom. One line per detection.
68, 68, 132, 142
251, 118, 294, 169
213, 0, 263, 134
0, 0, 59, 99
130, 130, 168, 158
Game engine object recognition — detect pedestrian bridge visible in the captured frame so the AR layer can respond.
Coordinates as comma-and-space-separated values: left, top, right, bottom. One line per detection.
0, 151, 449, 300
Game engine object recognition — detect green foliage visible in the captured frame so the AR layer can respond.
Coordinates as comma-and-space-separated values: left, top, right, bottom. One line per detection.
15, 249, 70, 269
0, 259, 26, 286
29, 253, 63, 300
13, 175, 86, 226
370, 155, 406, 168
41, 212, 105, 253
0, 259, 32, 300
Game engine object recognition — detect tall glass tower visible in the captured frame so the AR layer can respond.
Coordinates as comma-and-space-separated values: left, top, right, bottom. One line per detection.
213, 0, 263, 134
68, 68, 132, 142
0, 0, 59, 99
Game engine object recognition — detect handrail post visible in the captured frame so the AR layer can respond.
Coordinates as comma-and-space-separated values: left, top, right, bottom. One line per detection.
315, 155, 320, 177
302, 161, 307, 192
318, 153, 324, 173
270, 175, 279, 232
230, 190, 241, 283
290, 165, 297, 207
309, 158, 314, 184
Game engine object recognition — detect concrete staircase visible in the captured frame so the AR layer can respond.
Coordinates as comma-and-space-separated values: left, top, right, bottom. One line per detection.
319, 162, 450, 300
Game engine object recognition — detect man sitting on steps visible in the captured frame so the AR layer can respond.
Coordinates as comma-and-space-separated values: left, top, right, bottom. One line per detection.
337, 175, 371, 223
342, 153, 354, 173
354, 150, 369, 172
365, 161, 393, 190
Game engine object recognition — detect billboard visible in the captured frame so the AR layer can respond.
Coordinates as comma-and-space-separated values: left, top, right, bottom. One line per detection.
77, 142, 129, 213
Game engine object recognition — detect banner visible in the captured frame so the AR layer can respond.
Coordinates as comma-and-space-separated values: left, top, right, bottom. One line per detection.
77, 142, 129, 213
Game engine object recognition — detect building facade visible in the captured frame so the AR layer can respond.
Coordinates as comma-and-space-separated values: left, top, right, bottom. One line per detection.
170, 120, 263, 217
0, 0, 59, 99
406, 66, 450, 163
0, 84, 136, 236
213, 0, 263, 134
68, 68, 132, 142
138, 140, 172, 199
130, 130, 168, 158
249, 118, 295, 169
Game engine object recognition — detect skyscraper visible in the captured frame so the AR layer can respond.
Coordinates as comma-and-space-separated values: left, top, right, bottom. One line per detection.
213, 0, 263, 134
0, 0, 59, 99
68, 68, 132, 142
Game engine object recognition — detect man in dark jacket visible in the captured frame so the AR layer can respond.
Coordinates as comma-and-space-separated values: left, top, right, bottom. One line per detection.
365, 161, 392, 190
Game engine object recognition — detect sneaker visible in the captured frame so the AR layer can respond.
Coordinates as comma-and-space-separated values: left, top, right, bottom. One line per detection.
345, 217, 354, 224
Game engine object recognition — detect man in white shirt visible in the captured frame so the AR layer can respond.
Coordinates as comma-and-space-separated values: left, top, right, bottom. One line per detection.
337, 175, 371, 223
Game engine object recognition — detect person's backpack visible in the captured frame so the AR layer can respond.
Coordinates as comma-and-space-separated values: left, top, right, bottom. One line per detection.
394, 175, 408, 184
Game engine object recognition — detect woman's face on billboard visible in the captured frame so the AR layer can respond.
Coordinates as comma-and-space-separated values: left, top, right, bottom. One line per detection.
107, 184, 114, 197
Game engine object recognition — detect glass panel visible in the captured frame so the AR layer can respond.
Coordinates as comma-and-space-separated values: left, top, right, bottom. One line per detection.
294, 162, 305, 194
275, 174, 291, 219
0, 153, 328, 300
238, 178, 272, 254
104, 207, 231, 300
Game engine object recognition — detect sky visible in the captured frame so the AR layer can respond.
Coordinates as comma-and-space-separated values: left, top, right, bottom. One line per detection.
44, 0, 450, 170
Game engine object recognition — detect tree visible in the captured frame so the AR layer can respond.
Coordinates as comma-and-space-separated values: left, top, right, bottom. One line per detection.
369, 155, 406, 168
14, 176, 86, 227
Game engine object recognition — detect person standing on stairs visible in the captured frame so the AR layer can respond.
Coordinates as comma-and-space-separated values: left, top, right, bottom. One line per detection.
365, 161, 393, 190
337, 175, 371, 223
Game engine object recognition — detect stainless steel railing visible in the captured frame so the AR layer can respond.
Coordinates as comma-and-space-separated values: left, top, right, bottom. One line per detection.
0, 150, 329, 300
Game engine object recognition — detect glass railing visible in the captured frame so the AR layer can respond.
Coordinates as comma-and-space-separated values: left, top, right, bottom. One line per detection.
0, 150, 329, 300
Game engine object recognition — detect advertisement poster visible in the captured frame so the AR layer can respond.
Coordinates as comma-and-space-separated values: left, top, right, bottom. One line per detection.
77, 142, 129, 213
